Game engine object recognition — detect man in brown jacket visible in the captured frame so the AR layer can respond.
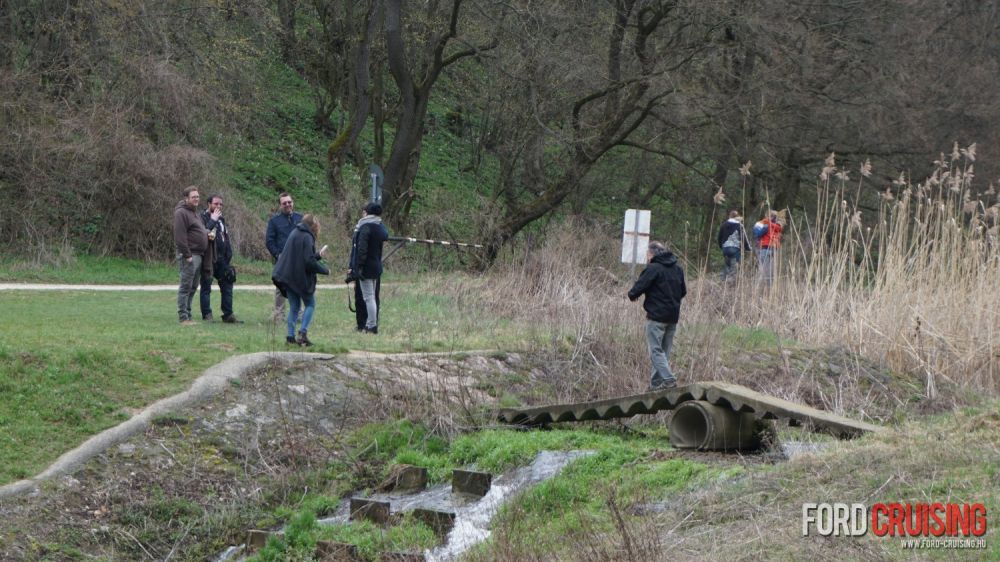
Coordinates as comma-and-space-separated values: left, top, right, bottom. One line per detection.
173, 186, 214, 324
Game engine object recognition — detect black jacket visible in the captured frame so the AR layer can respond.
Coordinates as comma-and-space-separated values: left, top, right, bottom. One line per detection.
628, 252, 687, 323
718, 219, 751, 251
266, 211, 303, 260
201, 211, 233, 265
271, 224, 330, 297
349, 219, 389, 279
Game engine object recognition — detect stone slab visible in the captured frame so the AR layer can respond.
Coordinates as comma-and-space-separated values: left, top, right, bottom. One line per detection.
350, 498, 391, 524
410, 507, 456, 537
452, 469, 492, 496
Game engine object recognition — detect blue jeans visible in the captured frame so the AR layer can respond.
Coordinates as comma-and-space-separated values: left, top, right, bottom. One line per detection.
286, 289, 316, 338
644, 320, 677, 387
758, 247, 775, 285
200, 262, 234, 319
721, 247, 741, 281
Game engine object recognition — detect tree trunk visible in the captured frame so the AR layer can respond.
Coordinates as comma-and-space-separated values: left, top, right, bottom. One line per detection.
277, 0, 297, 66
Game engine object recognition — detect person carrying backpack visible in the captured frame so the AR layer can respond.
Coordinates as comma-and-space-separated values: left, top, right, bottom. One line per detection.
718, 209, 751, 282
754, 210, 783, 285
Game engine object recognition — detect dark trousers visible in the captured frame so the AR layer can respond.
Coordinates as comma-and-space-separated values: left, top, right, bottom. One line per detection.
200, 262, 234, 319
354, 277, 380, 330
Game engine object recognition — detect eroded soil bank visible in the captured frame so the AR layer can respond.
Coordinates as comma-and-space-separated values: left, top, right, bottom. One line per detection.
0, 352, 532, 560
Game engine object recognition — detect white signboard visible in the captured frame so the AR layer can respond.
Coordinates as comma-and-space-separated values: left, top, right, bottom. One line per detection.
621, 209, 651, 264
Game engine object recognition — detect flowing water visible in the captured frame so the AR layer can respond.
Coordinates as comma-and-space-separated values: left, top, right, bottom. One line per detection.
318, 450, 593, 561
215, 449, 592, 561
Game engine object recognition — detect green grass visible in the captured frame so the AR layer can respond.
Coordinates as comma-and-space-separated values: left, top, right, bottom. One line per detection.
0, 254, 279, 285
255, 420, 717, 561
0, 282, 534, 485
720, 324, 783, 350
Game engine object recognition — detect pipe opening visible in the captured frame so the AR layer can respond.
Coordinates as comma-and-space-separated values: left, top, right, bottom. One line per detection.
669, 402, 711, 448
669, 400, 763, 451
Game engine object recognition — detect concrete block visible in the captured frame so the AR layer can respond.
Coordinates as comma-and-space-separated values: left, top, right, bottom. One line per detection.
452, 469, 492, 497
246, 529, 282, 552
350, 497, 391, 524
393, 465, 428, 491
410, 508, 456, 537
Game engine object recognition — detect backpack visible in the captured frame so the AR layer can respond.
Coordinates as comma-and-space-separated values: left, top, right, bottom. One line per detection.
752, 221, 768, 244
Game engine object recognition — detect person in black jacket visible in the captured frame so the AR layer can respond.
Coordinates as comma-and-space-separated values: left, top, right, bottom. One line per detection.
271, 214, 330, 346
199, 194, 240, 323
628, 241, 687, 391
347, 203, 389, 334
265, 192, 303, 322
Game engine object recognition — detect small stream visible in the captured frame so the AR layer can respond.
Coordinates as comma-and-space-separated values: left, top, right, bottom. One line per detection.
216, 449, 592, 561
319, 450, 593, 561
217, 443, 826, 561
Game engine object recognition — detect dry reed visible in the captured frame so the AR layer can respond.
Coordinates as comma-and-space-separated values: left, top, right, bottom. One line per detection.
465, 148, 1000, 417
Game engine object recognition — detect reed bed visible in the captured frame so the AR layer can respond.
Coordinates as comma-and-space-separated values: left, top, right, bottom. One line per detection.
469, 146, 999, 404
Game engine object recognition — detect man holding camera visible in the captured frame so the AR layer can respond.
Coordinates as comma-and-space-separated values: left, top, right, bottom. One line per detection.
347, 203, 389, 334
200, 194, 240, 323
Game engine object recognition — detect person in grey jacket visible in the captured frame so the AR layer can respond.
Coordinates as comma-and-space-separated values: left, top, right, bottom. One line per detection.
717, 209, 751, 282
627, 241, 687, 391
271, 214, 329, 346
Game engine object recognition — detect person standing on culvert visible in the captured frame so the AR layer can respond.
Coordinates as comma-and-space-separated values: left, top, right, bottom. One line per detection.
628, 241, 687, 391
347, 202, 389, 334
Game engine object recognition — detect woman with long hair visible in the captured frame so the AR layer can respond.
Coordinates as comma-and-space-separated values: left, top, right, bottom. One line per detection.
271, 214, 330, 346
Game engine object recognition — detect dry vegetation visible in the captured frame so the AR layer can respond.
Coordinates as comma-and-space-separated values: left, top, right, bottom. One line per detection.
464, 148, 1000, 421
0, 3, 272, 261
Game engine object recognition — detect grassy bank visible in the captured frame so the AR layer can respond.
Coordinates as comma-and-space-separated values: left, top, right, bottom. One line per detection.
0, 280, 526, 485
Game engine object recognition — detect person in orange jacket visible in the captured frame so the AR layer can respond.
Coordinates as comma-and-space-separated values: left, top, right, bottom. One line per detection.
754, 210, 783, 285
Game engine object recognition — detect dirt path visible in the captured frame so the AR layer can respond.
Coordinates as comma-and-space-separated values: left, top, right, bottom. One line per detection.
0, 283, 353, 291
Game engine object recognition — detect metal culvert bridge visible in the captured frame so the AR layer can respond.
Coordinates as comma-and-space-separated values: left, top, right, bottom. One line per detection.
499, 381, 883, 451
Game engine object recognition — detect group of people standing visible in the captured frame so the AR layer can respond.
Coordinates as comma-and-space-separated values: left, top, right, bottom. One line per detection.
172, 188, 388, 346
716, 209, 784, 283
627, 208, 784, 392
173, 187, 239, 325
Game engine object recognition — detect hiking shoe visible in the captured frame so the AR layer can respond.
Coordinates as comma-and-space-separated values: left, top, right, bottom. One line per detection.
297, 331, 313, 347
363, 326, 378, 335
286, 336, 297, 345
647, 379, 678, 392
203, 313, 213, 321
222, 314, 243, 324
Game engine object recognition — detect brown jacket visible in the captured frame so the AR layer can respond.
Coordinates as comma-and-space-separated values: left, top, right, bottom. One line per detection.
173, 200, 215, 275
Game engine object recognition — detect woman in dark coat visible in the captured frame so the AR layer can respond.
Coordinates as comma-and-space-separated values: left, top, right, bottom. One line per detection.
271, 214, 330, 346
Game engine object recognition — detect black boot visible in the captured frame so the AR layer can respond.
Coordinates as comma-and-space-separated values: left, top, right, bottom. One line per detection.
286, 335, 297, 345
363, 326, 378, 335
297, 330, 313, 347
